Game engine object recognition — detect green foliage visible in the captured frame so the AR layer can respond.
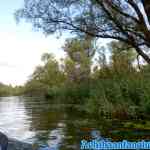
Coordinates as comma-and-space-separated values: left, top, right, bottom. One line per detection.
4, 39, 150, 120
0, 83, 21, 96
15, 0, 150, 63
22, 53, 65, 97
63, 38, 94, 83
62, 82, 90, 104
85, 41, 150, 119
23, 80, 48, 96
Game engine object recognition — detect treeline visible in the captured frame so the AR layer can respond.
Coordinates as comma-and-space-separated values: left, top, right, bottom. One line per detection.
16, 38, 150, 120
0, 83, 19, 96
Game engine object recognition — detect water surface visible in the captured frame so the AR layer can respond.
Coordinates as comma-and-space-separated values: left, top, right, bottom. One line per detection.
0, 96, 149, 149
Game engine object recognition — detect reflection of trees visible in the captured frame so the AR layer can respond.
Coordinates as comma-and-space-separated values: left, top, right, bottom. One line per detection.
23, 97, 88, 148
22, 97, 109, 149
60, 105, 114, 150
60, 105, 90, 150
22, 97, 65, 144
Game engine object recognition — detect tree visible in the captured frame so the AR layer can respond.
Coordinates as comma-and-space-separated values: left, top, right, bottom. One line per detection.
41, 53, 54, 64
109, 41, 136, 75
63, 37, 95, 83
35, 53, 64, 86
96, 46, 107, 69
24, 53, 65, 96
0, 83, 14, 96
15, 0, 150, 63
142, 0, 150, 24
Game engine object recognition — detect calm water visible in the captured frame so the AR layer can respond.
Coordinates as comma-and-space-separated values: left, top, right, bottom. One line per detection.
0, 96, 150, 149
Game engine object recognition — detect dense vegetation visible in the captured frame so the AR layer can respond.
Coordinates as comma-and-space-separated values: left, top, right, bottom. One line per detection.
0, 0, 148, 120
11, 38, 149, 120
0, 83, 21, 96
1, 37, 150, 120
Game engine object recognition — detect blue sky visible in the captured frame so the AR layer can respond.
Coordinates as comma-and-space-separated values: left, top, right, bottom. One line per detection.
0, 0, 108, 86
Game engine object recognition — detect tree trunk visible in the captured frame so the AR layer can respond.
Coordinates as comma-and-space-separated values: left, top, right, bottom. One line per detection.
142, 0, 150, 24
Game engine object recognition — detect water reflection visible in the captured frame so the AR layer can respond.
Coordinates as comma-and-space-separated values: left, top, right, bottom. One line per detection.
0, 97, 35, 141
0, 96, 149, 150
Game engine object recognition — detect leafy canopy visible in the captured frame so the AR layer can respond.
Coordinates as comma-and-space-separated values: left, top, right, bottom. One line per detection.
15, 0, 150, 63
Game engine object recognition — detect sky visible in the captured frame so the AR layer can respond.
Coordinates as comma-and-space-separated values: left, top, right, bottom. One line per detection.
0, 0, 67, 86
0, 0, 108, 86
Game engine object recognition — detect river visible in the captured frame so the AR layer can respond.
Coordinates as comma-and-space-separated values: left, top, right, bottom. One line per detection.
0, 96, 149, 149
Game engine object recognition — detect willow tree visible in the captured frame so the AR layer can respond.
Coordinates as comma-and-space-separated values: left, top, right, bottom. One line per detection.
16, 0, 150, 63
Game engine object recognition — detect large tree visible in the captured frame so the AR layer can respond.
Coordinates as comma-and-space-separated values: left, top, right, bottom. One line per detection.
15, 0, 150, 63
109, 41, 136, 74
63, 37, 95, 83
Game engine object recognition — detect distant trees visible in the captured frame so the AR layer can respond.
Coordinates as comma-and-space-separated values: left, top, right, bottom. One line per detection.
39, 53, 64, 86
22, 37, 95, 100
22, 40, 139, 99
0, 83, 14, 96
16, 0, 150, 63
2, 39, 149, 119
23, 53, 65, 96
